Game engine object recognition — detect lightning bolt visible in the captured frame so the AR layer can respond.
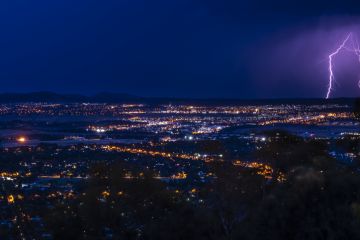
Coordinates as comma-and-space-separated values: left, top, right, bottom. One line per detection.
326, 32, 360, 99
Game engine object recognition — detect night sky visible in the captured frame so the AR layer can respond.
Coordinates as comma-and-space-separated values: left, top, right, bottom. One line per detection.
1, 0, 360, 98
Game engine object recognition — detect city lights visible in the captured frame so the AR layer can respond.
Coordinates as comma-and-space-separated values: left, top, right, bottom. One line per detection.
17, 136, 27, 143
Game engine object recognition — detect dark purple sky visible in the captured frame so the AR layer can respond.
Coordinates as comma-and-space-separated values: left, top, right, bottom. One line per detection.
1, 0, 360, 98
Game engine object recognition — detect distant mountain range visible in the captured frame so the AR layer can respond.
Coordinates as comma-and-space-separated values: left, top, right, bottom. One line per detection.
0, 92, 357, 105
0, 92, 139, 103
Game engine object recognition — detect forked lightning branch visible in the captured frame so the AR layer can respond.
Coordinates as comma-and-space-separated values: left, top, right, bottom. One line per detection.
327, 32, 360, 99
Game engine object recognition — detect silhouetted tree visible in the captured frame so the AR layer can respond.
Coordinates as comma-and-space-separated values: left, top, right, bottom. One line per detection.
354, 98, 360, 121
239, 132, 360, 240
200, 162, 266, 239
257, 131, 335, 180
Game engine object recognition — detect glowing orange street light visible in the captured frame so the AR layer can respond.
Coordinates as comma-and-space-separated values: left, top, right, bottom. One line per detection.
7, 195, 15, 204
17, 137, 27, 143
